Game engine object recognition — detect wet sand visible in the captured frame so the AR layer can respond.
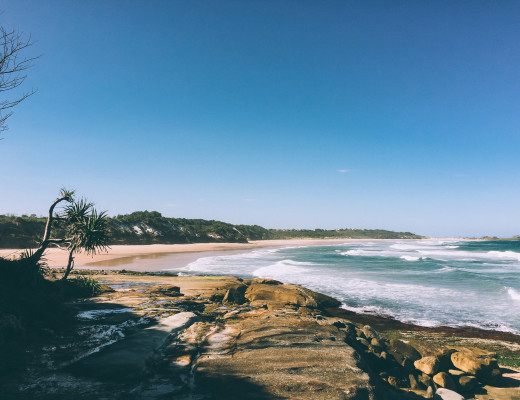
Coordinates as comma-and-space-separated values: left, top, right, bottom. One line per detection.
0, 238, 397, 269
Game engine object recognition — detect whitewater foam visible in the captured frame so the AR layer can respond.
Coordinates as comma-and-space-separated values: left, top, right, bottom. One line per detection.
488, 250, 520, 262
507, 287, 520, 301
253, 259, 317, 279
168, 239, 520, 335
400, 255, 421, 261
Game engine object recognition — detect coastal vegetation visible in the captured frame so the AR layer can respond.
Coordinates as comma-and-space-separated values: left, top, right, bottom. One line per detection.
0, 189, 111, 376
235, 224, 423, 241
0, 210, 423, 248
0, 256, 108, 376
480, 236, 520, 241
22, 189, 110, 279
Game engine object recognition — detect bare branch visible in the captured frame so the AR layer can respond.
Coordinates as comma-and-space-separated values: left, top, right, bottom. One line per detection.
0, 25, 39, 133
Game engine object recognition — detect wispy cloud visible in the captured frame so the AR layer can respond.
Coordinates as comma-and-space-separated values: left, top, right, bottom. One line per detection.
338, 169, 349, 173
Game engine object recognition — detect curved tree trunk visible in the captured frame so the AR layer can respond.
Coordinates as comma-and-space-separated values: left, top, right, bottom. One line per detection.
28, 193, 71, 263
62, 247, 75, 280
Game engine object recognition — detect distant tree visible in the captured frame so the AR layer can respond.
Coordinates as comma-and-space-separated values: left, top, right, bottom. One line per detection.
28, 189, 110, 279
0, 25, 37, 134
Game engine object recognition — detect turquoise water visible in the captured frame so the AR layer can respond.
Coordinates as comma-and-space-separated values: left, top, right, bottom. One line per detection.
177, 240, 520, 334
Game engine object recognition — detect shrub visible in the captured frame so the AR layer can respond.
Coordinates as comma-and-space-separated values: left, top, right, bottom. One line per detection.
58, 275, 102, 298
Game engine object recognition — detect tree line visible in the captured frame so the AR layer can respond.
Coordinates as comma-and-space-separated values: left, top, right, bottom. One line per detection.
1, 209, 423, 251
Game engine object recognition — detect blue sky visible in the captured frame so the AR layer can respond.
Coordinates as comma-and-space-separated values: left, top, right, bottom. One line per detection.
1, 1, 519, 237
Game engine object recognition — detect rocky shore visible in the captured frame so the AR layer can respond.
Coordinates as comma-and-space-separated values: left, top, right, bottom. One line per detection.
3, 271, 519, 399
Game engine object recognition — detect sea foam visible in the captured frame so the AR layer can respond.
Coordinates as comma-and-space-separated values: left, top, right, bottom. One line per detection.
174, 239, 520, 335
507, 287, 520, 301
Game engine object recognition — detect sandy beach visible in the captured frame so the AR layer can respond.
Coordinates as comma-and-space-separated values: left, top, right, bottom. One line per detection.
0, 238, 398, 269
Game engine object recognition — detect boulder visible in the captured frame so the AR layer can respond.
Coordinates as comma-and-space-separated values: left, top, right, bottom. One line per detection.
378, 351, 392, 367
370, 338, 385, 349
433, 372, 457, 391
244, 283, 340, 310
222, 284, 248, 305
387, 339, 421, 369
418, 373, 432, 387
426, 386, 434, 399
490, 368, 502, 381
450, 348, 499, 379
249, 278, 282, 285
414, 356, 440, 376
409, 373, 426, 390
356, 337, 370, 348
299, 287, 342, 308
457, 375, 479, 393
157, 286, 182, 297
332, 320, 346, 329
436, 349, 456, 371
387, 376, 399, 388
370, 344, 383, 354
343, 322, 357, 338
297, 306, 315, 315
433, 388, 465, 400
362, 325, 380, 340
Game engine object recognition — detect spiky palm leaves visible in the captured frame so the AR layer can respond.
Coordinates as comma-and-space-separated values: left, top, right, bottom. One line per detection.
27, 189, 110, 279
61, 199, 109, 279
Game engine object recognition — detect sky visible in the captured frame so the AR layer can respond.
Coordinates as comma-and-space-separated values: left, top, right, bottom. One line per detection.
1, 1, 519, 237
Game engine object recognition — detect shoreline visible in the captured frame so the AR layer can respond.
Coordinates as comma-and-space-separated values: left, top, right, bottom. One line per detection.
327, 307, 520, 345
4, 267, 518, 398
73, 266, 520, 347
4, 238, 516, 343
0, 237, 464, 268
70, 265, 520, 345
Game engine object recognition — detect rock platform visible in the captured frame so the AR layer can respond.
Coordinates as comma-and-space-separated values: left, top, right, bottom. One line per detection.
5, 272, 519, 400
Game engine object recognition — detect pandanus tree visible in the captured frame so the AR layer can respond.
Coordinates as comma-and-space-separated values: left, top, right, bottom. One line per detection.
30, 189, 110, 279
61, 199, 109, 279
28, 188, 75, 263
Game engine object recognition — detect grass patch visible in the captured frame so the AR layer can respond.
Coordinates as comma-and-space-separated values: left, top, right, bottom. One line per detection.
497, 353, 520, 368
203, 303, 220, 314
57, 275, 104, 298
195, 322, 209, 343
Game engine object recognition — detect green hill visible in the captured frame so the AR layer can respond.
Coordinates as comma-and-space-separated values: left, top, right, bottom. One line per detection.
0, 211, 423, 249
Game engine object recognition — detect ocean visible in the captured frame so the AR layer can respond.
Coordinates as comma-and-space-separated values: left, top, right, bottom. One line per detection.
175, 240, 520, 335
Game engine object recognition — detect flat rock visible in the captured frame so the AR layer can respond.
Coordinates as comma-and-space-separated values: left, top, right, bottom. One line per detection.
194, 312, 376, 399
434, 387, 465, 400
69, 312, 197, 380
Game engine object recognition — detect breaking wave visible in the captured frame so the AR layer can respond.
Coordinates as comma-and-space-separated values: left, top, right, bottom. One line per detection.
177, 239, 520, 335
